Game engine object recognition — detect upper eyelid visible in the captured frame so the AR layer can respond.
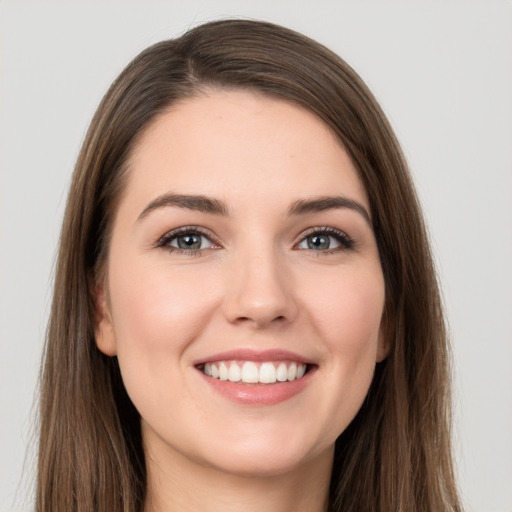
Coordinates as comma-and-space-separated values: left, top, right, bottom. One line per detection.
299, 226, 345, 234
294, 226, 355, 252
154, 225, 353, 249
155, 226, 218, 248
295, 226, 350, 240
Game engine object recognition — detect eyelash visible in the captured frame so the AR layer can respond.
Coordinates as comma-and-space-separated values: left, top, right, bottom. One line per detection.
155, 226, 355, 255
295, 226, 355, 254
155, 226, 219, 256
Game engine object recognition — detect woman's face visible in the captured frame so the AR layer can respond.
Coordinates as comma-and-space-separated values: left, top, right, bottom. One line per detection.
96, 90, 387, 477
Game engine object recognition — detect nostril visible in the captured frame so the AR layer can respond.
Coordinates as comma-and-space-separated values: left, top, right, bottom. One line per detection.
222, 283, 299, 327
230, 313, 288, 328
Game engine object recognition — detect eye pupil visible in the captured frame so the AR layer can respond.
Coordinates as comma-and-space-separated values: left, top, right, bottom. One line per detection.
308, 235, 330, 250
178, 234, 201, 250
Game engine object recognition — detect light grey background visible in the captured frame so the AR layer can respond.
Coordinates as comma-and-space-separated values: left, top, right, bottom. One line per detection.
1, 1, 511, 511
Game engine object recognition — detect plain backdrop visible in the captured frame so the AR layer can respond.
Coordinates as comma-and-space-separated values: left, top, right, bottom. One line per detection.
1, 1, 511, 511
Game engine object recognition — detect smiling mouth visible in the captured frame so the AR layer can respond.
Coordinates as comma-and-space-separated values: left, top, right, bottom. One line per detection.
197, 360, 310, 384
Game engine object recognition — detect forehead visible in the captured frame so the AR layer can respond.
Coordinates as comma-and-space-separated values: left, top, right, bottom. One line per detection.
123, 90, 368, 215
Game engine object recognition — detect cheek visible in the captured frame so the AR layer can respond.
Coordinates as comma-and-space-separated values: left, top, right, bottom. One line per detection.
106, 256, 221, 407
106, 257, 223, 426
109, 260, 218, 352
303, 265, 385, 412
305, 264, 385, 350
332, 286, 384, 378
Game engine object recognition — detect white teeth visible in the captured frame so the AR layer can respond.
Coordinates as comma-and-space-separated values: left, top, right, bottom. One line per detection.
219, 362, 228, 381
202, 361, 308, 384
241, 361, 259, 383
228, 362, 242, 382
276, 362, 288, 382
287, 362, 297, 381
259, 362, 277, 384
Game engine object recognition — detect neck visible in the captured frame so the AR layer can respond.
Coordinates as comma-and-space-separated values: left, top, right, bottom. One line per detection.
143, 433, 332, 512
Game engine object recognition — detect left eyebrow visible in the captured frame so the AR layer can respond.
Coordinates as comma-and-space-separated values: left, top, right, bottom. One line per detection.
137, 193, 229, 221
288, 196, 371, 226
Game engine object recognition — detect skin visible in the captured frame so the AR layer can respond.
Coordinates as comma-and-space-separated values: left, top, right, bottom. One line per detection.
95, 90, 388, 512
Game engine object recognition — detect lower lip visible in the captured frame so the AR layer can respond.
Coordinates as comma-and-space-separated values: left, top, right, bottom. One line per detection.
197, 367, 316, 406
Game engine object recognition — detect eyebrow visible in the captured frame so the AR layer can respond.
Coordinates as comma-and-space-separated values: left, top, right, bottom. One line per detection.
137, 192, 371, 225
288, 196, 371, 225
137, 193, 229, 221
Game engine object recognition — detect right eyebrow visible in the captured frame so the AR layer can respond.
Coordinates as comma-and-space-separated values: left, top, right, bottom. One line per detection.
137, 193, 229, 221
288, 196, 372, 226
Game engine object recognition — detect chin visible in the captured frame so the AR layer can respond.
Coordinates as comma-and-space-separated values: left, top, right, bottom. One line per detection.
196, 430, 329, 478
206, 450, 313, 478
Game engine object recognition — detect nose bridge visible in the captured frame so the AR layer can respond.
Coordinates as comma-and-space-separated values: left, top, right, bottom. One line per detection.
222, 237, 297, 328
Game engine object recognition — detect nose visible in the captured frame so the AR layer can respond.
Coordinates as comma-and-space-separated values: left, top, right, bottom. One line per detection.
222, 248, 298, 329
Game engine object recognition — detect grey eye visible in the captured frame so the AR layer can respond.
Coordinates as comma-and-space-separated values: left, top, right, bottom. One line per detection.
297, 234, 341, 251
169, 233, 213, 251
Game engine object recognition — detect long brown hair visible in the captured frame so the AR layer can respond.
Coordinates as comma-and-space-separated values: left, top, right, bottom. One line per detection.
37, 19, 462, 512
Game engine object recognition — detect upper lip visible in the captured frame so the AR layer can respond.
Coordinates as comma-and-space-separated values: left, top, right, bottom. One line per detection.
193, 349, 314, 366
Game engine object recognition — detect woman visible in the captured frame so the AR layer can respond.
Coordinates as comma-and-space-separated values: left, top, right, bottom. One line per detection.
37, 19, 462, 512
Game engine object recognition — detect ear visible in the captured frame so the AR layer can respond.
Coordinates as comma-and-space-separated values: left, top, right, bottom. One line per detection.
376, 308, 392, 363
93, 280, 117, 356
376, 332, 390, 363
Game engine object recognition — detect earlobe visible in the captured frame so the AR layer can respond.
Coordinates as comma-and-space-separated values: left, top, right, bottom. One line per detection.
93, 282, 117, 357
376, 333, 390, 363
376, 310, 392, 363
